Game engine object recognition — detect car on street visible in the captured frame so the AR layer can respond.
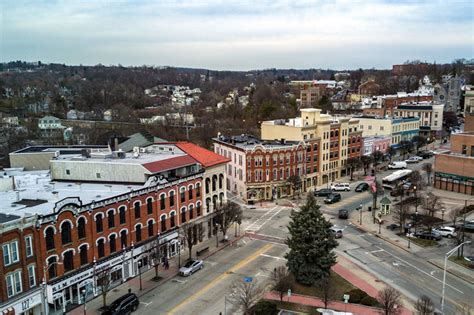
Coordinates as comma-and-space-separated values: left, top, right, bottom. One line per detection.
338, 209, 349, 219
101, 293, 140, 315
418, 151, 434, 159
324, 193, 341, 204
386, 223, 400, 231
464, 256, 474, 265
314, 188, 332, 197
405, 156, 423, 163
330, 183, 351, 191
461, 221, 474, 231
330, 226, 343, 238
433, 226, 457, 238
414, 231, 442, 241
179, 259, 203, 276
388, 161, 407, 169
355, 182, 369, 192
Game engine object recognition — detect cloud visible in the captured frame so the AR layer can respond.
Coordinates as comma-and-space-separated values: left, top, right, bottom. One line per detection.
1, 0, 473, 70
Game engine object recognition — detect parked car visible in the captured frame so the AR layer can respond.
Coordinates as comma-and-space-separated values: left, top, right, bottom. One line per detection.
414, 231, 442, 241
314, 188, 332, 197
101, 293, 139, 315
418, 151, 434, 159
386, 223, 400, 231
330, 227, 343, 238
461, 221, 474, 231
338, 209, 349, 219
324, 193, 341, 204
405, 156, 423, 163
388, 161, 407, 169
464, 256, 474, 265
433, 226, 457, 238
179, 259, 204, 276
355, 182, 369, 192
330, 183, 351, 191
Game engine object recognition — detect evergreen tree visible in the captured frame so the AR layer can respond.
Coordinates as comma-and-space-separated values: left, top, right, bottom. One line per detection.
285, 194, 338, 285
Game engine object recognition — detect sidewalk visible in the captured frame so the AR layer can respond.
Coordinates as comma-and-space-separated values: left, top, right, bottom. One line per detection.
69, 232, 243, 315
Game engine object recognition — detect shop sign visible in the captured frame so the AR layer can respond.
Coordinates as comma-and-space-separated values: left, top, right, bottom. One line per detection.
0, 290, 42, 314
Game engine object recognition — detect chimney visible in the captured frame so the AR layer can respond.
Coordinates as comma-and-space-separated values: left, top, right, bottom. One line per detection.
105, 184, 112, 192
15, 191, 20, 202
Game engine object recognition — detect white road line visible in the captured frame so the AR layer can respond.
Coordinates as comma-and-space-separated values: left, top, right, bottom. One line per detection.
375, 246, 464, 294
255, 272, 271, 278
140, 301, 153, 307
260, 253, 287, 260
245, 206, 281, 231
365, 249, 384, 254
172, 279, 187, 283
254, 233, 285, 240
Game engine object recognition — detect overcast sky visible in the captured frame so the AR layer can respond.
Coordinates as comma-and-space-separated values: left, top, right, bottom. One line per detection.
1, 0, 473, 70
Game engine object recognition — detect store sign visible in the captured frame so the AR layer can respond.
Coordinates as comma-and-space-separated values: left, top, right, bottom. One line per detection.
0, 290, 42, 313
54, 197, 82, 213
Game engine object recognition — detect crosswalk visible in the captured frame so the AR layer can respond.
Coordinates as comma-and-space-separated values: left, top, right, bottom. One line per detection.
245, 205, 285, 232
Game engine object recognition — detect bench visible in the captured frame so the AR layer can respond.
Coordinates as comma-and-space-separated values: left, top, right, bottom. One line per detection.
196, 246, 210, 257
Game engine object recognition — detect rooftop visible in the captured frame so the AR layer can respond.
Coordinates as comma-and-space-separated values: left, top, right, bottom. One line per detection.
174, 142, 230, 168
214, 134, 301, 150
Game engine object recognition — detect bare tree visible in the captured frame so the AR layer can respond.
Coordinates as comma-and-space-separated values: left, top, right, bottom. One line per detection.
422, 163, 433, 186
414, 295, 434, 315
228, 279, 263, 315
361, 155, 373, 176
286, 175, 302, 198
147, 238, 162, 280
96, 267, 112, 308
392, 203, 409, 234
346, 157, 362, 181
422, 193, 444, 231
410, 170, 423, 190
449, 207, 463, 227
377, 287, 403, 315
271, 266, 293, 301
179, 221, 203, 260
215, 202, 243, 240
455, 302, 473, 315
320, 273, 335, 309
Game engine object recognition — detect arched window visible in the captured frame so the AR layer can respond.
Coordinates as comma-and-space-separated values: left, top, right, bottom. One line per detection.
80, 245, 88, 266
61, 221, 72, 245
147, 198, 153, 214
45, 227, 55, 251
170, 212, 175, 228
180, 187, 186, 203
134, 201, 141, 219
119, 206, 126, 224
196, 183, 201, 197
120, 230, 127, 249
219, 174, 223, 189
47, 256, 57, 279
108, 210, 115, 229
135, 225, 142, 243
148, 220, 154, 237
63, 250, 74, 272
196, 202, 201, 217
212, 175, 217, 191
181, 207, 186, 224
189, 205, 194, 220
109, 234, 116, 253
77, 217, 86, 239
205, 178, 210, 194
330, 131, 334, 137
169, 191, 175, 207
97, 239, 105, 258
95, 214, 103, 233
160, 193, 166, 210
188, 186, 193, 200
335, 130, 339, 137
161, 215, 167, 232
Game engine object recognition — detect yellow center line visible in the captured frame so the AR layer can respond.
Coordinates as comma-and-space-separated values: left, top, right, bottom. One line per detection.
167, 243, 273, 314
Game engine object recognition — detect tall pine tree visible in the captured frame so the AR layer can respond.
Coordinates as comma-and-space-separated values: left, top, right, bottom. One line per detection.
285, 194, 338, 285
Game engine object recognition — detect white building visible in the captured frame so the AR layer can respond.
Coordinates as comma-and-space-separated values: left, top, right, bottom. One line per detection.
394, 102, 444, 139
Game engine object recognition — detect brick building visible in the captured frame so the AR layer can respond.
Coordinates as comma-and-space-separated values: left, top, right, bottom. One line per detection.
358, 80, 380, 96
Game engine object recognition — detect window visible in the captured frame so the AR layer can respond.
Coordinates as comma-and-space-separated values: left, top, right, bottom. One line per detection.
148, 221, 154, 237
25, 236, 33, 258
107, 210, 115, 228
120, 231, 127, 249
6, 270, 22, 297
61, 221, 72, 245
161, 215, 167, 232
181, 208, 187, 223
78, 217, 86, 239
45, 227, 55, 251
28, 265, 36, 288
96, 173, 101, 179
180, 188, 186, 203
96, 214, 104, 233
3, 241, 19, 266
462, 145, 467, 155
80, 245, 88, 266
97, 239, 105, 258
188, 187, 193, 200
66, 169, 70, 175
119, 207, 126, 224
189, 205, 194, 220
134, 202, 141, 219
169, 191, 175, 207
109, 235, 116, 253
63, 250, 74, 272
160, 194, 166, 210
197, 203, 201, 216
147, 198, 153, 214
135, 225, 142, 243
47, 257, 57, 279
196, 183, 201, 197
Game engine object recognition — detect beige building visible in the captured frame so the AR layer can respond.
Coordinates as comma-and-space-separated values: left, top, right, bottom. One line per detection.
394, 102, 444, 139
357, 116, 420, 148
261, 109, 362, 187
357, 117, 392, 138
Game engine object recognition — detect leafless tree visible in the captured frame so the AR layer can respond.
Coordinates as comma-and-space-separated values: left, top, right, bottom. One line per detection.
423, 192, 444, 221
271, 266, 293, 301
455, 302, 473, 315
96, 267, 112, 308
228, 279, 263, 315
146, 238, 162, 280
410, 170, 423, 190
449, 207, 463, 227
319, 272, 335, 309
414, 295, 434, 315
392, 203, 409, 234
422, 163, 433, 186
179, 221, 203, 260
377, 287, 403, 315
215, 202, 243, 240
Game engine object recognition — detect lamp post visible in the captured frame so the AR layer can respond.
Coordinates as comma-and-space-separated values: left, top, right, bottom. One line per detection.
441, 241, 471, 314
359, 204, 363, 225
407, 226, 411, 249
377, 212, 382, 234
82, 288, 87, 315
441, 207, 446, 222
234, 215, 238, 237
42, 261, 64, 315
138, 261, 143, 291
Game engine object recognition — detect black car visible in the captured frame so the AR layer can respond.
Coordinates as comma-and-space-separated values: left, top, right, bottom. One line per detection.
355, 183, 369, 192
314, 188, 332, 197
414, 231, 442, 241
338, 209, 349, 219
102, 293, 140, 315
324, 193, 341, 204
418, 151, 434, 159
386, 223, 400, 231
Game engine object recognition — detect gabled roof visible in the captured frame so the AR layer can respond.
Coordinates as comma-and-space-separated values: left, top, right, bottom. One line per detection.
142, 155, 197, 173
174, 142, 230, 168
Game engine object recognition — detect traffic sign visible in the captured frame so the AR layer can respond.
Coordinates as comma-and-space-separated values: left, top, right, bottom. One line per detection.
244, 277, 253, 283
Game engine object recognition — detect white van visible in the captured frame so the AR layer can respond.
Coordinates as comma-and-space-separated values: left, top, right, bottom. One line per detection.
388, 161, 407, 169
330, 183, 351, 191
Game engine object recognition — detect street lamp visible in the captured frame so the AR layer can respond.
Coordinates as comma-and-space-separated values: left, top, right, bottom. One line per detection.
82, 289, 87, 315
407, 226, 411, 249
42, 261, 64, 315
359, 204, 363, 225
441, 241, 471, 314
441, 207, 446, 222
138, 261, 143, 291
215, 223, 220, 247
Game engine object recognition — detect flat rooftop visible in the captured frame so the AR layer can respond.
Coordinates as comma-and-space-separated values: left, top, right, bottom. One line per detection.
12, 145, 107, 154
214, 135, 301, 150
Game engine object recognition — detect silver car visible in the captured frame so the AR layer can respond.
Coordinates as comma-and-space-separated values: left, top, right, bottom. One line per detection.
179, 259, 203, 276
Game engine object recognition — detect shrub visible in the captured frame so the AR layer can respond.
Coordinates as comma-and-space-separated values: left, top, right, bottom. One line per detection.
252, 300, 278, 315
360, 295, 379, 306
347, 289, 366, 303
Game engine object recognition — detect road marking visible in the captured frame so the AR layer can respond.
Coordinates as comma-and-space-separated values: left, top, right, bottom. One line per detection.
260, 253, 286, 260
246, 206, 286, 232
365, 249, 384, 254
375, 246, 464, 294
172, 279, 187, 283
255, 233, 285, 240
167, 243, 273, 314
140, 301, 153, 307
255, 272, 271, 278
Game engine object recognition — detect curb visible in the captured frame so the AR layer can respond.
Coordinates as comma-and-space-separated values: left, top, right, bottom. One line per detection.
425, 259, 474, 285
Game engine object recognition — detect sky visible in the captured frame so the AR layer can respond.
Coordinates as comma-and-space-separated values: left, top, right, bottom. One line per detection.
1, 0, 473, 70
